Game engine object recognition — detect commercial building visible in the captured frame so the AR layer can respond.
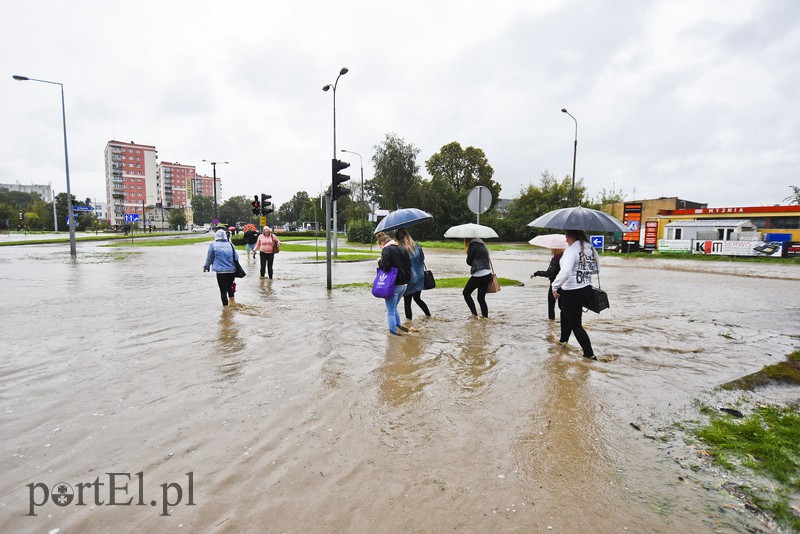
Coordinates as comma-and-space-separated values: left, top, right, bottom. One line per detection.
104, 141, 158, 226
602, 197, 707, 251
655, 205, 800, 256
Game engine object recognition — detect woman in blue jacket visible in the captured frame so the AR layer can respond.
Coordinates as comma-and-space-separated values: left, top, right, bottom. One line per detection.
204, 229, 239, 306
395, 229, 431, 321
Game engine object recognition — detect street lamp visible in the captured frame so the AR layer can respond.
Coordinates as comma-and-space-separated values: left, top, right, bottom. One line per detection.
340, 148, 365, 231
202, 159, 228, 222
561, 108, 578, 205
13, 74, 76, 256
322, 67, 348, 289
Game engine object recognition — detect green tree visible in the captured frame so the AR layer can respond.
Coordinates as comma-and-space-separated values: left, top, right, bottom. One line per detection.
784, 186, 800, 205
298, 195, 324, 230
278, 191, 310, 224
218, 195, 254, 226
191, 195, 214, 224
425, 141, 501, 199
170, 208, 187, 229
370, 133, 423, 210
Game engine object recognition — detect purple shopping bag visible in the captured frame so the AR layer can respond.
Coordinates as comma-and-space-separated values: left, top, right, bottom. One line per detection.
372, 267, 398, 298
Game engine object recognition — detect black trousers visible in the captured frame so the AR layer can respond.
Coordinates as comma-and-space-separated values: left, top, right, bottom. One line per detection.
558, 285, 594, 357
216, 272, 236, 306
259, 252, 275, 278
547, 284, 557, 320
403, 291, 431, 320
463, 274, 492, 317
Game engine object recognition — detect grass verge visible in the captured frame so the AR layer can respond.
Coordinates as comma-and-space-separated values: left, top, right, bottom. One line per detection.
682, 350, 800, 530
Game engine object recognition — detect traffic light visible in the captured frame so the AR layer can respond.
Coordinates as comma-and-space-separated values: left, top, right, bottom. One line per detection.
251, 195, 260, 215
261, 194, 273, 214
332, 159, 351, 201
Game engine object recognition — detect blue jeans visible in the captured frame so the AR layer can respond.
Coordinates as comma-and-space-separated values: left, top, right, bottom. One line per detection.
385, 284, 407, 333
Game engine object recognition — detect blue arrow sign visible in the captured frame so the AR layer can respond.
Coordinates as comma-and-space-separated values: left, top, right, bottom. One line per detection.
124, 213, 140, 223
590, 235, 604, 248
72, 205, 94, 211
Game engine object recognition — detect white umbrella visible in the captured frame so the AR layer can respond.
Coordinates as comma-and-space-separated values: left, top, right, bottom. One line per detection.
528, 233, 568, 249
443, 223, 499, 239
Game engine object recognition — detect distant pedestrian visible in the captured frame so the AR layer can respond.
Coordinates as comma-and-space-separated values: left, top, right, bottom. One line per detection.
377, 232, 411, 335
243, 226, 259, 259
463, 238, 492, 317
531, 248, 564, 320
203, 229, 239, 307
254, 226, 281, 279
395, 228, 431, 321
551, 230, 599, 360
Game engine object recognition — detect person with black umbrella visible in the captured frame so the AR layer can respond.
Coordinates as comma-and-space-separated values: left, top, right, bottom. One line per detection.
551, 229, 599, 360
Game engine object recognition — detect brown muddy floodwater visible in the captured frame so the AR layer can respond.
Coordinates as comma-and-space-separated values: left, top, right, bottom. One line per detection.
1, 236, 799, 533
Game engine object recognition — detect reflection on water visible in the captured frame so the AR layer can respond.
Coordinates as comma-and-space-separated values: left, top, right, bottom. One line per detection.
446, 319, 499, 395
215, 308, 245, 381
377, 332, 435, 406
514, 348, 600, 494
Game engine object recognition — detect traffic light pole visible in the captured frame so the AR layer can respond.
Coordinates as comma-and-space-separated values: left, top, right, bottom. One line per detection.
325, 194, 332, 290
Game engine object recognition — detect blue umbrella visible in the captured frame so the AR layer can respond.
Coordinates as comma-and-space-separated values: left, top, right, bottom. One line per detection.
374, 208, 433, 234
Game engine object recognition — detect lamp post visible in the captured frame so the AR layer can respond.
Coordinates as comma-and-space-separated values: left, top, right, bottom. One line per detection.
13, 75, 76, 256
340, 148, 365, 232
323, 67, 348, 262
202, 159, 228, 222
561, 108, 578, 205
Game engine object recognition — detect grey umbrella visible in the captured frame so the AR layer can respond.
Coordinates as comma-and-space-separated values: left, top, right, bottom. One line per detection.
528, 206, 630, 233
374, 208, 433, 234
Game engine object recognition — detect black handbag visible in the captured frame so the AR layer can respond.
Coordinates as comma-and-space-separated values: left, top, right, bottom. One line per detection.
231, 243, 246, 278
423, 264, 435, 290
582, 247, 607, 313
586, 287, 609, 313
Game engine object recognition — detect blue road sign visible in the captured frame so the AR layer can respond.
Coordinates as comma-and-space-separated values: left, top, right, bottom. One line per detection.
73, 205, 94, 211
124, 213, 140, 223
590, 235, 604, 249
626, 220, 640, 231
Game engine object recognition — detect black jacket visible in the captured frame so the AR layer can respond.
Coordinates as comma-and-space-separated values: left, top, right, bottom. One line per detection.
379, 244, 411, 285
534, 253, 562, 283
243, 230, 259, 245
466, 239, 491, 275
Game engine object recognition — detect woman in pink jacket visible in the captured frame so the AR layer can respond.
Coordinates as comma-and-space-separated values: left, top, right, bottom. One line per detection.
254, 226, 281, 279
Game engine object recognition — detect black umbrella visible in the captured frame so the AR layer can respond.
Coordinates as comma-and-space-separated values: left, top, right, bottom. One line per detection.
528, 206, 629, 233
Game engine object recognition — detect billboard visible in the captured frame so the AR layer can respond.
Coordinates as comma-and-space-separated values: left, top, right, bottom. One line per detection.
623, 203, 642, 243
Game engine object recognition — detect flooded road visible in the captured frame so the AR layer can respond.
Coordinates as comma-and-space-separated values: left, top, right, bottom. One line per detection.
1, 238, 799, 533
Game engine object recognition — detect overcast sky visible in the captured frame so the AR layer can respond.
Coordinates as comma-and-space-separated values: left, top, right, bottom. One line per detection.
2, 0, 798, 211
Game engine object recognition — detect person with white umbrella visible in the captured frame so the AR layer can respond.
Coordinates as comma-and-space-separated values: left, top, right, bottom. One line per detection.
551, 230, 599, 360
530, 234, 567, 321
463, 237, 494, 317
444, 223, 499, 318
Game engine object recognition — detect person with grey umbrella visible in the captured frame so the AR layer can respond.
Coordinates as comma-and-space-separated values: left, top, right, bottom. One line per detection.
551, 230, 599, 360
